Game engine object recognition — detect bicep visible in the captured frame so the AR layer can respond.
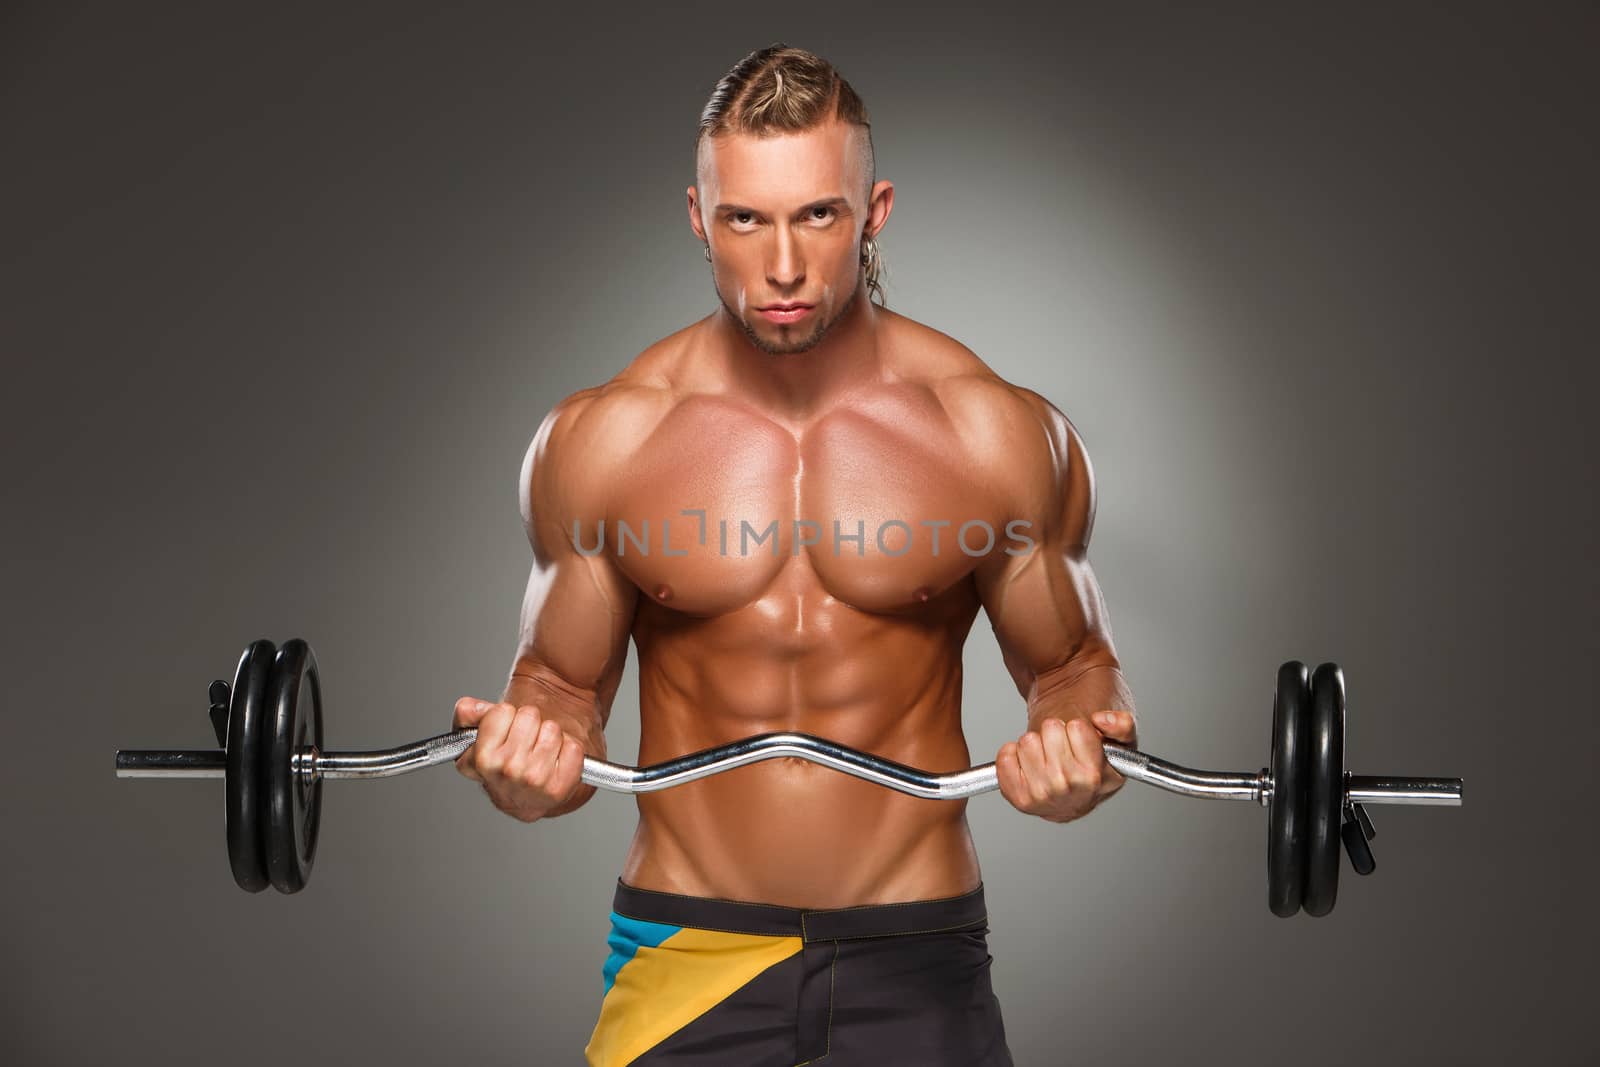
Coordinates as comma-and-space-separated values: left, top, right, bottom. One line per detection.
975, 399, 1118, 697
507, 395, 639, 721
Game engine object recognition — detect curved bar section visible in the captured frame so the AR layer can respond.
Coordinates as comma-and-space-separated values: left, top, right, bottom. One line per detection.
582, 733, 992, 799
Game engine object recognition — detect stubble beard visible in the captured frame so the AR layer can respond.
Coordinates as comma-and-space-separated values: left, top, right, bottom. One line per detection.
715, 263, 863, 356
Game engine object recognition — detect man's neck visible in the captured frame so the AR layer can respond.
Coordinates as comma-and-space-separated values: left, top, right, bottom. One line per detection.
709, 288, 885, 422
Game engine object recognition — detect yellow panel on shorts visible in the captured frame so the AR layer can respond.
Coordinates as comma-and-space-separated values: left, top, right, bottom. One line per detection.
585, 927, 803, 1066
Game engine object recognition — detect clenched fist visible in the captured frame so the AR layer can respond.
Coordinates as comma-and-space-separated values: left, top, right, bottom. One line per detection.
996, 710, 1138, 824
452, 699, 588, 822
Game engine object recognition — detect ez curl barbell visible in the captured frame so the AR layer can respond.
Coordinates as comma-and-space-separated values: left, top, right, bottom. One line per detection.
114, 637, 1462, 916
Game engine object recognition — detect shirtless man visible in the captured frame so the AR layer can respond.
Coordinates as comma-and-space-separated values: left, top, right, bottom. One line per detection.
453, 45, 1138, 1066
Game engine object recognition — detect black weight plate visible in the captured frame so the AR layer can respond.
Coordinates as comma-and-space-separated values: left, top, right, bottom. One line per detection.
1267, 661, 1312, 917
1303, 662, 1346, 917
226, 640, 277, 893
264, 638, 324, 894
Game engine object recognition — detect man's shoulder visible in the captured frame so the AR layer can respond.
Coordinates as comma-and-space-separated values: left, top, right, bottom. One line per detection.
539, 325, 700, 460
881, 315, 1071, 466
884, 313, 1085, 521
523, 334, 698, 526
881, 311, 1057, 416
541, 378, 673, 456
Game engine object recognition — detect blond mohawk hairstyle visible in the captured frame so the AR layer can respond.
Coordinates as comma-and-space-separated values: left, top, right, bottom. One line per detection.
698, 44, 886, 306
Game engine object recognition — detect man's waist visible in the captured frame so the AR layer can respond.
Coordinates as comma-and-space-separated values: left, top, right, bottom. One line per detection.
610, 878, 989, 943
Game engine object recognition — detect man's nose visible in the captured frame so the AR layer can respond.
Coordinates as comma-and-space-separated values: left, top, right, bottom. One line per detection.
766, 227, 805, 288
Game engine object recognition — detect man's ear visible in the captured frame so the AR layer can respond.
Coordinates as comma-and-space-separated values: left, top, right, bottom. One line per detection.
865, 179, 895, 239
687, 185, 707, 242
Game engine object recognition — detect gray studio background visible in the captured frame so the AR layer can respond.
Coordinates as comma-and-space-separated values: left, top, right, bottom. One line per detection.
3, 4, 1594, 1065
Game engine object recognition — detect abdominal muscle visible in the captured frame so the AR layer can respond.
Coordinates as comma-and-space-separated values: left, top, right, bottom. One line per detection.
615, 588, 988, 908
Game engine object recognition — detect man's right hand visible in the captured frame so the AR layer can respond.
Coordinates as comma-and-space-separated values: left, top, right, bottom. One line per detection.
452, 699, 588, 823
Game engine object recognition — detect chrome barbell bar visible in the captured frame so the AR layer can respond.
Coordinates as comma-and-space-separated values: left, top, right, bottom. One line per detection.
114, 729, 1463, 806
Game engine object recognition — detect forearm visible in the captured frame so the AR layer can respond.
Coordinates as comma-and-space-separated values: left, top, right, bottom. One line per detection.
501, 668, 607, 817
1026, 661, 1136, 732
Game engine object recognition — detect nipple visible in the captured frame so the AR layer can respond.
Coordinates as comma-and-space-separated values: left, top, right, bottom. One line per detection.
914, 586, 933, 603
654, 584, 674, 602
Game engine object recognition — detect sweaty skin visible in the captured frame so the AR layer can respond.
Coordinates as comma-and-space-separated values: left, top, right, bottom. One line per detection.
455, 119, 1137, 908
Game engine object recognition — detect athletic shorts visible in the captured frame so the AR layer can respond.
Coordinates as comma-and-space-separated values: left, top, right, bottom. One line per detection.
584, 879, 1013, 1066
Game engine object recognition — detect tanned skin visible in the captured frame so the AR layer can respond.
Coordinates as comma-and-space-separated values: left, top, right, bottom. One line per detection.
452, 117, 1139, 908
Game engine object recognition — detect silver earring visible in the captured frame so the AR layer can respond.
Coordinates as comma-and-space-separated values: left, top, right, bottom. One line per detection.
703, 245, 711, 262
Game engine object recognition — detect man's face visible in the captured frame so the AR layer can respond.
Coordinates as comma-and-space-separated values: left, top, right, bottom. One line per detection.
690, 119, 891, 355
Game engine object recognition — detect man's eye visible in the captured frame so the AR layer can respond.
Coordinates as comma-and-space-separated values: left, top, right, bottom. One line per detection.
734, 212, 754, 225
810, 206, 833, 220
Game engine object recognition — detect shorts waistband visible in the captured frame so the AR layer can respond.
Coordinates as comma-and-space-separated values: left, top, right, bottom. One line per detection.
611, 879, 988, 943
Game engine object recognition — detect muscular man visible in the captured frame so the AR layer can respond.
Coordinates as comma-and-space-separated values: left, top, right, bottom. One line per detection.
454, 44, 1138, 1066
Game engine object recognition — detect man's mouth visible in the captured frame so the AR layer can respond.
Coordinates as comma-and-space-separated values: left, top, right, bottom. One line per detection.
757, 303, 814, 324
